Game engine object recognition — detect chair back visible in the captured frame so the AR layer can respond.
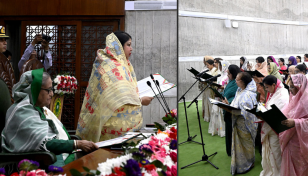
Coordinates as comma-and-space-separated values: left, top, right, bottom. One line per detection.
20, 58, 45, 77
0, 53, 16, 104
0, 79, 13, 153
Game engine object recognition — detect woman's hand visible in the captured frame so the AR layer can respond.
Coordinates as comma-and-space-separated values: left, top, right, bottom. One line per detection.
77, 140, 99, 153
141, 96, 154, 106
222, 97, 229, 104
256, 116, 264, 121
281, 119, 295, 127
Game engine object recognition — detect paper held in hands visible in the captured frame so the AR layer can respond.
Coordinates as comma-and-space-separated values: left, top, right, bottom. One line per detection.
137, 73, 176, 98
95, 132, 142, 148
243, 104, 293, 134
208, 98, 240, 111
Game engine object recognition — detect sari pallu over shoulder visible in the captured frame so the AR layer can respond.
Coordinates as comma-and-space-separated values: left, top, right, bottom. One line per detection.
76, 33, 142, 142
1, 69, 58, 153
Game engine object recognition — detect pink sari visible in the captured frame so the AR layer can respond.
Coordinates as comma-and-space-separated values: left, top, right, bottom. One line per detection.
279, 74, 308, 176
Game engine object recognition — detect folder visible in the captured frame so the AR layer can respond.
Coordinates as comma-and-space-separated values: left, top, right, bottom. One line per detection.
244, 104, 293, 133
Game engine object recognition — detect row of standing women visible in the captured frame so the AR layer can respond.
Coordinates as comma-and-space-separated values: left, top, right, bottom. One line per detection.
199, 55, 308, 175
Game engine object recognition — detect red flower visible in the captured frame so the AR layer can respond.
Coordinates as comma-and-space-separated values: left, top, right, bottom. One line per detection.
111, 130, 116, 135
10, 173, 18, 176
144, 164, 156, 172
169, 152, 177, 163
113, 167, 125, 176
170, 127, 177, 133
169, 132, 177, 140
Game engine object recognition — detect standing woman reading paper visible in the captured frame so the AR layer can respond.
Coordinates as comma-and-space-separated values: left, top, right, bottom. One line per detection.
259, 75, 289, 176
221, 65, 240, 156
279, 74, 308, 176
199, 56, 219, 122
76, 31, 153, 142
221, 72, 258, 175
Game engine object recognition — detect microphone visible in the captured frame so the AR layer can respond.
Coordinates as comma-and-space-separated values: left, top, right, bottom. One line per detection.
146, 81, 167, 114
156, 80, 171, 112
150, 74, 170, 112
196, 70, 209, 77
201, 74, 221, 82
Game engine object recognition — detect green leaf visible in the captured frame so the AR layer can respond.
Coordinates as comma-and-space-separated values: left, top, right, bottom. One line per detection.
70, 169, 83, 176
83, 166, 90, 172
162, 165, 167, 171
96, 170, 101, 175
151, 160, 164, 168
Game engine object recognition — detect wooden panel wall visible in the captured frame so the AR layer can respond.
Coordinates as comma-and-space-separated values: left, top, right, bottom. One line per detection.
125, 10, 177, 126
0, 0, 125, 16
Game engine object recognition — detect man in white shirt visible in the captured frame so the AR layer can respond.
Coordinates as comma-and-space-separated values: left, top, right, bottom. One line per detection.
18, 34, 52, 71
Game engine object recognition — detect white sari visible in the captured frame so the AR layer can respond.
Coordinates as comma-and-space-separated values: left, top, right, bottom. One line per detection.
260, 84, 289, 176
199, 67, 218, 122
208, 61, 229, 137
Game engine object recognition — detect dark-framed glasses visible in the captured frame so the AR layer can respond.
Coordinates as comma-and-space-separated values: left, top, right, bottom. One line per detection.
41, 88, 53, 94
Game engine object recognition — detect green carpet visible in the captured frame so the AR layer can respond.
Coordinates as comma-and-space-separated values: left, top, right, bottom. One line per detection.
178, 101, 262, 176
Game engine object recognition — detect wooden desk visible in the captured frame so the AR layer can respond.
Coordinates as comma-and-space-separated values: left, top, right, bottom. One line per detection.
61, 148, 123, 176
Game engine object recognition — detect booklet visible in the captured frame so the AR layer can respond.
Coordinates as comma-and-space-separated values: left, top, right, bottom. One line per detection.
188, 67, 218, 81
244, 104, 293, 133
137, 73, 176, 98
208, 98, 240, 111
245, 70, 265, 77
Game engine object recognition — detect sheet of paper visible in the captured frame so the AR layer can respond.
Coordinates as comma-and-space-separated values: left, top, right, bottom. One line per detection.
137, 73, 176, 98
95, 133, 141, 148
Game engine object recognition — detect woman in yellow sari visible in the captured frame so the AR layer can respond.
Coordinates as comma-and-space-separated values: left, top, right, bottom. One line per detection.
76, 31, 153, 142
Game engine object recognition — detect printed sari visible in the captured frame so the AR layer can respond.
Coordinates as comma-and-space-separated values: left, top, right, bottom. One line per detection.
230, 80, 258, 175
76, 33, 142, 142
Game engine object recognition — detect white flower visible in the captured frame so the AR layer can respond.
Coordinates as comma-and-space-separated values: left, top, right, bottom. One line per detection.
163, 155, 174, 168
97, 161, 113, 175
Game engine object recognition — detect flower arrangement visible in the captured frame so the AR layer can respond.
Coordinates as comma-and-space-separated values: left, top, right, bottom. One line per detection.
53, 75, 78, 95
0, 159, 64, 176
71, 125, 177, 176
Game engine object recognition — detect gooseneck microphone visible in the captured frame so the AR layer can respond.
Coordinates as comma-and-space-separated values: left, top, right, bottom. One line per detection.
146, 81, 167, 114
150, 74, 170, 112
156, 80, 170, 112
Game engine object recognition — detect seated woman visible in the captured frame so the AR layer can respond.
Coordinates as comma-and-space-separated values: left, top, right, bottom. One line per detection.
254, 56, 268, 102
267, 62, 283, 82
259, 75, 289, 176
221, 72, 258, 175
199, 57, 219, 122
208, 60, 230, 137
76, 31, 153, 142
280, 74, 308, 176
1, 68, 98, 167
221, 65, 240, 156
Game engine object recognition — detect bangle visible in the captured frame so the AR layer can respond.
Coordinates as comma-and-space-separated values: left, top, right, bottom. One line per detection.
74, 140, 77, 149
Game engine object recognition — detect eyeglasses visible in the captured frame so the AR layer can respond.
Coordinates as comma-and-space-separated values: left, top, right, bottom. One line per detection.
41, 88, 53, 94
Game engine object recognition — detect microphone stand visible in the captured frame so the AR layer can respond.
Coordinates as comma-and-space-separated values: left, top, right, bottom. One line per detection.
178, 77, 202, 146
181, 80, 219, 170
